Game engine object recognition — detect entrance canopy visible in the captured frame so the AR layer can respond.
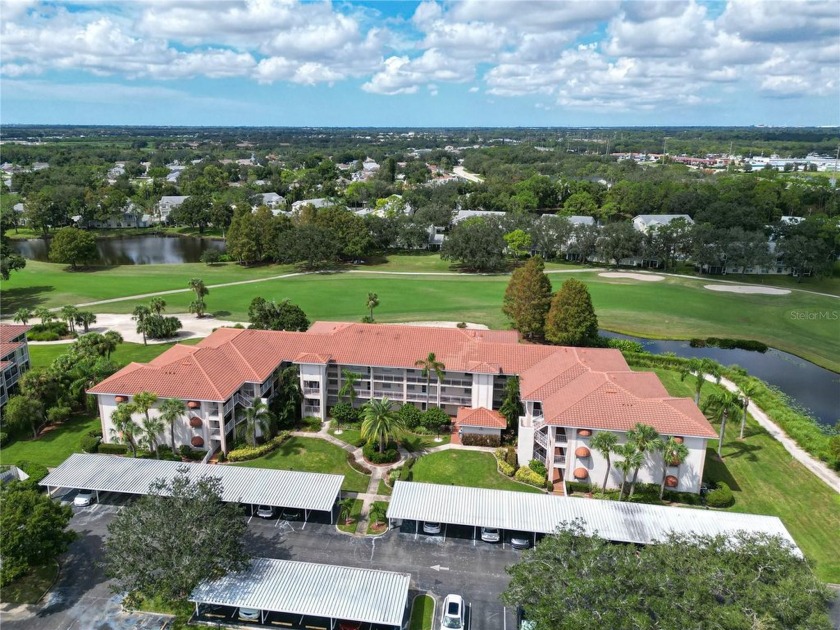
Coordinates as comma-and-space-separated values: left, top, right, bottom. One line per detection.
190, 557, 410, 627
387, 481, 799, 551
41, 453, 343, 513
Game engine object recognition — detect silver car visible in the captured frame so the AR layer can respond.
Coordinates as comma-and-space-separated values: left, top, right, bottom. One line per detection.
73, 489, 95, 507
238, 607, 260, 622
480, 527, 500, 543
423, 521, 442, 534
256, 505, 276, 519
510, 534, 532, 550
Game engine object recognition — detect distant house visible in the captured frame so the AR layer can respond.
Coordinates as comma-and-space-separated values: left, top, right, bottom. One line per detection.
157, 196, 190, 222
12, 202, 27, 226
87, 203, 151, 229
0, 324, 31, 409
254, 192, 285, 210
291, 198, 339, 213
632, 214, 693, 234
452, 209, 506, 224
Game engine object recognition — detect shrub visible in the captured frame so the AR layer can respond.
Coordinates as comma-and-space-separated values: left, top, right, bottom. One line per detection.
97, 443, 129, 455
663, 489, 703, 505
363, 440, 400, 464
397, 403, 424, 429
15, 460, 49, 484
498, 460, 514, 476
87, 428, 103, 438
514, 466, 546, 488
689, 338, 707, 348
456, 321, 467, 329
227, 433, 289, 462
529, 459, 547, 477
422, 406, 450, 434
80, 433, 101, 453
461, 433, 501, 447
296, 416, 322, 432
28, 321, 69, 341
155, 445, 180, 461
360, 315, 375, 323
606, 338, 645, 353
706, 481, 735, 508
331, 403, 358, 425
200, 249, 222, 265
47, 405, 72, 424
399, 457, 416, 481
176, 444, 204, 460
0, 432, 8, 447
346, 452, 372, 475
27, 330, 60, 341
567, 481, 593, 494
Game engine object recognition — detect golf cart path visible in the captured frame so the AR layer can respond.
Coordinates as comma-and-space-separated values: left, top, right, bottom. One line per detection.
706, 374, 840, 494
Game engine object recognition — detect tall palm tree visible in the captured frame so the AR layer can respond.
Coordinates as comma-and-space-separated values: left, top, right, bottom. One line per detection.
369, 502, 387, 528
703, 389, 743, 457
75, 311, 97, 333
679, 358, 721, 404
188, 278, 209, 319
132, 390, 159, 435
139, 414, 166, 458
415, 352, 445, 408
626, 422, 661, 498
237, 399, 273, 447
159, 398, 187, 451
738, 381, 760, 439
34, 307, 55, 325
590, 431, 618, 493
659, 437, 690, 499
149, 296, 167, 315
103, 330, 123, 359
365, 292, 379, 321
361, 397, 405, 453
61, 305, 79, 334
13, 307, 32, 325
338, 369, 359, 407
110, 403, 139, 457
614, 443, 643, 501
132, 305, 151, 345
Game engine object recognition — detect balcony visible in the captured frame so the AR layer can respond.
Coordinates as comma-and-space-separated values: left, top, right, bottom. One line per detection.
555, 430, 568, 444
553, 456, 566, 467
303, 406, 321, 416
303, 387, 320, 396
224, 419, 235, 435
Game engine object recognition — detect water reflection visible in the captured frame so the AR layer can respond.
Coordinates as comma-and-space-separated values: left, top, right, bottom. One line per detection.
11, 236, 225, 265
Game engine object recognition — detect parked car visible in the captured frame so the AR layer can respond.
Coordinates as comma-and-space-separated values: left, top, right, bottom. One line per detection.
200, 604, 229, 618
423, 521, 442, 534
510, 534, 532, 550
256, 505, 276, 519
238, 607, 260, 622
73, 489, 95, 507
441, 594, 465, 629
282, 508, 301, 520
480, 527, 500, 543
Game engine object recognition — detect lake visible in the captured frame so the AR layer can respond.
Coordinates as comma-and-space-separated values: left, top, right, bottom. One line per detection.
11, 235, 225, 265
602, 331, 840, 428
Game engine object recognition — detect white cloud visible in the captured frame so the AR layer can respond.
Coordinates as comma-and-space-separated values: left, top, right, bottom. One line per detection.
362, 49, 474, 95
718, 0, 840, 43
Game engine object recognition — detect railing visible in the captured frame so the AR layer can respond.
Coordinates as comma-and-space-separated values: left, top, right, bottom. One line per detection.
224, 418, 235, 434
439, 394, 472, 405
303, 387, 320, 396
553, 456, 566, 467
534, 429, 548, 449
234, 392, 254, 408
555, 431, 568, 444
223, 398, 235, 415
532, 415, 546, 430
303, 406, 321, 416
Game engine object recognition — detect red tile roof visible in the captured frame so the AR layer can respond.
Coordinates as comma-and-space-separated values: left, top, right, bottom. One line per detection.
0, 324, 30, 360
88, 322, 715, 438
456, 407, 506, 429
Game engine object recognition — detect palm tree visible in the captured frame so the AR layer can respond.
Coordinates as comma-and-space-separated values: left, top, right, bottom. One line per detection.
361, 397, 405, 453
75, 311, 97, 333
61, 305, 79, 334
369, 502, 387, 528
338, 369, 359, 406
188, 278, 209, 319
614, 443, 643, 501
103, 330, 123, 359
13, 307, 32, 325
149, 296, 167, 315
139, 413, 166, 458
626, 423, 661, 498
339, 496, 356, 524
34, 307, 55, 325
159, 398, 187, 451
132, 390, 159, 437
110, 403, 139, 457
415, 352, 445, 408
659, 437, 690, 499
365, 292, 379, 321
703, 389, 743, 458
738, 381, 760, 439
188, 298, 207, 318
679, 358, 721, 404
590, 431, 618, 493
132, 305, 151, 345
237, 399, 273, 447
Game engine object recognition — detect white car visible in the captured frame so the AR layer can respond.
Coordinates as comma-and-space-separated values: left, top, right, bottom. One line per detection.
441, 594, 465, 629
256, 505, 276, 519
73, 489, 95, 507
423, 521, 442, 535
480, 527, 500, 543
238, 607, 260, 622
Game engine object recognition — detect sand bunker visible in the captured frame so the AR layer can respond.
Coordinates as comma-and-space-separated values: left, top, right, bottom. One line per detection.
705, 285, 791, 295
599, 272, 665, 282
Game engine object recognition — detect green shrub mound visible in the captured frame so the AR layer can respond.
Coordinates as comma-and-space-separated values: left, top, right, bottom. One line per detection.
529, 459, 548, 477
461, 433, 501, 447
79, 433, 101, 453
97, 443, 129, 455
178, 445, 205, 461
515, 466, 546, 488
0, 432, 9, 447
363, 440, 400, 464
398, 457, 416, 481
15, 460, 49, 484
706, 481, 735, 508
397, 403, 424, 429
28, 322, 70, 341
226, 433, 289, 462
330, 403, 358, 425
297, 416, 322, 432
690, 337, 769, 353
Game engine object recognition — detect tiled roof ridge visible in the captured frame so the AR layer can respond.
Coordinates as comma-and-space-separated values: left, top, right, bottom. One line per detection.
222, 332, 263, 381
184, 348, 227, 400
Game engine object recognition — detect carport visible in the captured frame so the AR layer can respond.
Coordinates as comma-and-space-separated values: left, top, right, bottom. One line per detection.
189, 557, 410, 629
387, 481, 800, 551
41, 453, 344, 525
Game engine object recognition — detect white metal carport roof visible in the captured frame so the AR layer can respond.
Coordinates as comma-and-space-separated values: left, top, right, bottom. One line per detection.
387, 481, 799, 551
41, 453, 343, 512
189, 557, 410, 627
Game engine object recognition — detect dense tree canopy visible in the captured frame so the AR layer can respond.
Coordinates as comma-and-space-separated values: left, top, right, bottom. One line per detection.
545, 278, 599, 346
503, 522, 831, 630
48, 226, 98, 269
440, 217, 506, 271
502, 255, 552, 340
248, 297, 310, 331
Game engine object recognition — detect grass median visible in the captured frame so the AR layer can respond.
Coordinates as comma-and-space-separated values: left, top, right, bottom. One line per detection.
412, 450, 542, 493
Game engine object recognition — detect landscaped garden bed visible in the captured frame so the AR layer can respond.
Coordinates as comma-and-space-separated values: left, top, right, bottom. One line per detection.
337, 498, 363, 534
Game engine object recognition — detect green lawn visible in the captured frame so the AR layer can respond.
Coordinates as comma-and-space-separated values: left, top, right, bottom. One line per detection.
329, 422, 451, 452
0, 414, 99, 467
28, 339, 200, 371
409, 594, 435, 630
649, 367, 840, 583
412, 450, 543, 493
377, 479, 392, 496
233, 436, 369, 493
1, 562, 59, 605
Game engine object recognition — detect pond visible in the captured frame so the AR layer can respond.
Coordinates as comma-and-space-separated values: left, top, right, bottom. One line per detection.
10, 235, 225, 265
601, 331, 840, 428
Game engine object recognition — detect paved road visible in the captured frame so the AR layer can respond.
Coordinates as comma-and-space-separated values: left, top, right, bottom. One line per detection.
2, 491, 519, 630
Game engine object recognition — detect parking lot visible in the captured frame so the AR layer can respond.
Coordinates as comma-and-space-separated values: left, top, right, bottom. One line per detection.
4, 490, 521, 630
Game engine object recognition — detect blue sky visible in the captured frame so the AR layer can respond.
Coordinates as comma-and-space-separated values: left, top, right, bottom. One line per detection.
1, 0, 838, 127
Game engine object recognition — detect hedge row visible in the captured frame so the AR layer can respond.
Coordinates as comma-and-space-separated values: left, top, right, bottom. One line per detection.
15, 460, 49, 484
227, 433, 289, 462
514, 466, 545, 488
622, 351, 838, 470
363, 440, 400, 464
461, 433, 501, 447
399, 457, 416, 482
97, 443, 129, 455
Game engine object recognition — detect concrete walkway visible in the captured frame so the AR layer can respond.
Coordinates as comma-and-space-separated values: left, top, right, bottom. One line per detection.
708, 375, 840, 494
